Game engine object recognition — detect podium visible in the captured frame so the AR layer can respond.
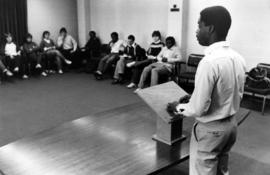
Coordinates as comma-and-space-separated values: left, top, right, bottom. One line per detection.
137, 81, 188, 145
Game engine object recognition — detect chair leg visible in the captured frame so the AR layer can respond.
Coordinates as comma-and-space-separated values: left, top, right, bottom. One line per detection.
262, 96, 267, 115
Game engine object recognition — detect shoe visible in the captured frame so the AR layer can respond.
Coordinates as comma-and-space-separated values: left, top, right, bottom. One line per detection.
3, 69, 13, 77
95, 70, 102, 75
127, 83, 136, 89
112, 79, 119, 84
94, 71, 103, 80
58, 70, 63, 74
41, 72, 48, 77
36, 64, 42, 69
65, 59, 72, 65
49, 70, 56, 74
126, 61, 136, 68
14, 67, 19, 72
22, 75, 29, 79
134, 88, 141, 94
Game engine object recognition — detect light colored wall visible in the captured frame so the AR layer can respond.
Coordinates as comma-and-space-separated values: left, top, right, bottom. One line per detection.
89, 0, 168, 48
185, 0, 270, 70
27, 0, 78, 44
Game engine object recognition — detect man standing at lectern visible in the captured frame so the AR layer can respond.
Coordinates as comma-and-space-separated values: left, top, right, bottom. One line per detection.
171, 6, 246, 175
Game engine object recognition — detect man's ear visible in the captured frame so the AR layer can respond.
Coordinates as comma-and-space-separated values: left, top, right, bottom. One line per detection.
208, 25, 215, 34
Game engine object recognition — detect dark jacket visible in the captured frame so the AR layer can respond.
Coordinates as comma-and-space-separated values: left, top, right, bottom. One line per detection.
123, 44, 146, 61
23, 42, 40, 54
85, 37, 101, 57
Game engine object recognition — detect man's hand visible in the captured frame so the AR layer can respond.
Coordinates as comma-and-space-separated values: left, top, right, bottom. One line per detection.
162, 57, 168, 62
167, 101, 179, 117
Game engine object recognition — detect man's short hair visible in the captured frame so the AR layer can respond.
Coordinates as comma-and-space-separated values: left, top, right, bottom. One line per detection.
166, 36, 176, 45
89, 31, 96, 36
200, 6, 231, 40
152, 31, 161, 38
60, 27, 67, 33
128, 35, 135, 41
111, 32, 118, 38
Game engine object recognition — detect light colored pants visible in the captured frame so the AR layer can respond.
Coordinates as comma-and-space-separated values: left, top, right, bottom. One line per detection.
113, 57, 133, 79
190, 117, 237, 175
97, 53, 119, 73
138, 62, 171, 88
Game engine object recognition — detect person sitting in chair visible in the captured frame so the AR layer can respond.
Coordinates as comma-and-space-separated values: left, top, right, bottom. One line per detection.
126, 30, 164, 89
81, 31, 101, 73
112, 35, 145, 84
135, 36, 182, 92
57, 27, 78, 68
94, 32, 123, 80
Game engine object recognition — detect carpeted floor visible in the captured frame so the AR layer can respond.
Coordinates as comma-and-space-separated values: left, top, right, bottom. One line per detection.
0, 72, 269, 175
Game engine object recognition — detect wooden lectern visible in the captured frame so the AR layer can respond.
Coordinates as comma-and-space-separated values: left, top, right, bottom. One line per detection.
137, 81, 188, 145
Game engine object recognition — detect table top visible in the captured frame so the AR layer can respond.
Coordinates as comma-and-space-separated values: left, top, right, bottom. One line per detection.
0, 103, 250, 175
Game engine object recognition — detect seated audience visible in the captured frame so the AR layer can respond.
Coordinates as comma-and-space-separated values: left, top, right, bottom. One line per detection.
94, 32, 123, 80
0, 56, 13, 77
23, 33, 47, 77
4, 33, 27, 79
112, 35, 145, 84
135, 36, 182, 92
126, 31, 164, 88
57, 27, 79, 68
81, 31, 101, 72
40, 31, 71, 74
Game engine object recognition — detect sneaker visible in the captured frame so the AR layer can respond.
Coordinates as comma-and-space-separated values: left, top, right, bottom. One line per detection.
96, 70, 102, 75
3, 69, 13, 77
134, 88, 141, 94
126, 61, 136, 68
22, 75, 29, 79
112, 79, 120, 85
58, 70, 63, 74
94, 71, 103, 80
65, 59, 72, 65
127, 83, 136, 89
41, 72, 48, 77
49, 70, 56, 74
14, 67, 19, 72
36, 64, 42, 69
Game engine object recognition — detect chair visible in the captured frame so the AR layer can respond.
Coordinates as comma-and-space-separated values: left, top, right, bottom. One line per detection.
244, 63, 270, 115
175, 54, 204, 85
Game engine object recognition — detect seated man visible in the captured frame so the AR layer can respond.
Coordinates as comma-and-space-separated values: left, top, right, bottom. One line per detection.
135, 36, 182, 92
94, 32, 123, 80
81, 31, 101, 73
57, 27, 79, 68
126, 30, 164, 88
112, 35, 145, 84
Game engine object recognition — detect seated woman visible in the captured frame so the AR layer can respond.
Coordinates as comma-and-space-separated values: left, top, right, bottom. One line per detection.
23, 33, 47, 77
126, 31, 164, 88
112, 35, 145, 84
4, 33, 27, 79
135, 36, 182, 93
0, 56, 13, 77
40, 31, 71, 74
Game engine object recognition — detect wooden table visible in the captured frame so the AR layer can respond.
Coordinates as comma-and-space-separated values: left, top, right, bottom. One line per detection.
0, 103, 250, 175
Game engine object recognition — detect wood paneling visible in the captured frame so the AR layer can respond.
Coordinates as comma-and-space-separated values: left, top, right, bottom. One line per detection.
0, 103, 250, 175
